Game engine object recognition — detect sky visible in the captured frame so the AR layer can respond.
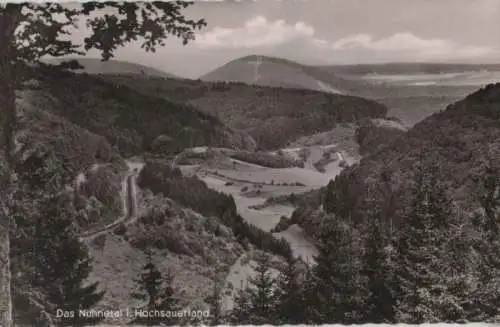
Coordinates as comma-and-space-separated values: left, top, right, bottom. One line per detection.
69, 0, 500, 78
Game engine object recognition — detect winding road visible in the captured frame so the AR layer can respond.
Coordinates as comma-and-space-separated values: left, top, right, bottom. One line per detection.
79, 160, 144, 242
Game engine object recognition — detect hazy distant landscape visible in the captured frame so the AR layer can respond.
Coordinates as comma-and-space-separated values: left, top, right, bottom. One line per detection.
60, 55, 500, 128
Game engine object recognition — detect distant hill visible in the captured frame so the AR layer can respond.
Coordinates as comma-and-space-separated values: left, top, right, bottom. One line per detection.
200, 56, 500, 127
100, 74, 388, 150
200, 55, 370, 95
43, 57, 177, 79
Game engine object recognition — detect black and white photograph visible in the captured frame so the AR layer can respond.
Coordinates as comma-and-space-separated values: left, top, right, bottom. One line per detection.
1, 0, 500, 326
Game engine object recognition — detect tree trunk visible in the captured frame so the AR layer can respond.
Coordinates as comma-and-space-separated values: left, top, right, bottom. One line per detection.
0, 75, 15, 327
0, 6, 23, 326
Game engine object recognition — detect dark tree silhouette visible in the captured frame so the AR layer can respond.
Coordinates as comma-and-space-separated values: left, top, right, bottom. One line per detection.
307, 216, 365, 324
273, 257, 305, 324
206, 270, 224, 326
131, 254, 182, 326
0, 3, 205, 325
230, 253, 278, 324
360, 213, 396, 323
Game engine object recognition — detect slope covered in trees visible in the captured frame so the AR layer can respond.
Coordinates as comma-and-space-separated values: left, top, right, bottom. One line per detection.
322, 83, 500, 228
45, 57, 178, 79
101, 74, 388, 150
137, 161, 293, 260
31, 66, 255, 157
11, 152, 106, 326
229, 149, 500, 323
15, 89, 127, 228
355, 118, 407, 156
304, 83, 500, 322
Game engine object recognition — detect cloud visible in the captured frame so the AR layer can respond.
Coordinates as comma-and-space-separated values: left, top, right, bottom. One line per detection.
313, 32, 495, 61
193, 17, 495, 63
194, 15, 315, 49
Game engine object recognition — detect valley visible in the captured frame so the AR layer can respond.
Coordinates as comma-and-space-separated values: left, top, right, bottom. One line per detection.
175, 142, 356, 309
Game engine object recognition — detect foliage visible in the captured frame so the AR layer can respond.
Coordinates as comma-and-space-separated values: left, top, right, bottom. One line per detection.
130, 254, 182, 326
228, 150, 303, 168
206, 271, 224, 326
305, 216, 366, 324
229, 253, 278, 324
137, 161, 293, 260
360, 214, 396, 323
273, 257, 306, 324
33, 67, 250, 157
308, 144, 500, 323
10, 153, 105, 327
355, 118, 406, 156
101, 74, 388, 150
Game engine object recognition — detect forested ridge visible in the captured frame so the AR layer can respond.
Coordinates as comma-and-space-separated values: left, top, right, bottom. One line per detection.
102, 74, 388, 150
272, 83, 500, 323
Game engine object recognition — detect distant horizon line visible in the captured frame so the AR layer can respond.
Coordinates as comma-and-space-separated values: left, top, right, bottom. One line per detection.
45, 55, 500, 79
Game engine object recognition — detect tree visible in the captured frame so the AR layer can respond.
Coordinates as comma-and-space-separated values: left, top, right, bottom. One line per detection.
323, 174, 357, 220
27, 195, 105, 326
10, 153, 105, 326
322, 179, 336, 213
472, 160, 500, 237
306, 216, 366, 324
230, 253, 278, 324
468, 158, 500, 320
206, 270, 224, 326
131, 254, 182, 326
360, 213, 396, 323
273, 257, 305, 324
392, 163, 459, 323
0, 3, 205, 325
230, 285, 252, 324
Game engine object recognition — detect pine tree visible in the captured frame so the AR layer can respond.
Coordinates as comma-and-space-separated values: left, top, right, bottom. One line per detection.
12, 193, 105, 326
323, 174, 357, 220
307, 215, 365, 324
131, 255, 182, 326
36, 194, 105, 327
323, 179, 336, 213
468, 235, 500, 321
392, 163, 457, 323
230, 285, 252, 324
273, 257, 305, 324
230, 253, 278, 324
298, 260, 317, 324
361, 213, 396, 323
466, 158, 500, 320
